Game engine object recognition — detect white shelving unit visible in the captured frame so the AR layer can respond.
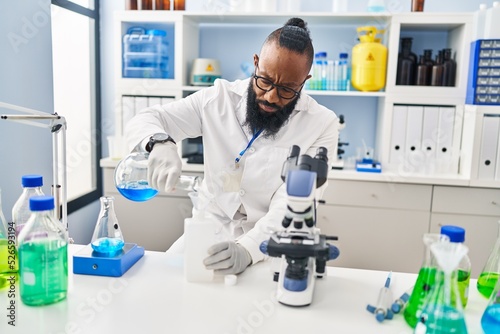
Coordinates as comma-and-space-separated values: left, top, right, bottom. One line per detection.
104, 10, 500, 270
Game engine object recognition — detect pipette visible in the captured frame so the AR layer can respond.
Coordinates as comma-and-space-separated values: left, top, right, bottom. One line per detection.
366, 271, 394, 322
391, 286, 413, 314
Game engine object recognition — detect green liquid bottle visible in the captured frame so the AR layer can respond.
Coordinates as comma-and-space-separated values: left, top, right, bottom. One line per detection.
478, 220, 500, 299
18, 196, 68, 306
0, 188, 17, 290
404, 234, 449, 328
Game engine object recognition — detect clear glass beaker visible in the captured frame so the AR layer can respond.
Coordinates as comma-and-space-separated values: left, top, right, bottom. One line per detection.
478, 220, 500, 298
415, 241, 469, 334
114, 151, 201, 202
91, 196, 125, 255
481, 276, 500, 333
404, 233, 450, 328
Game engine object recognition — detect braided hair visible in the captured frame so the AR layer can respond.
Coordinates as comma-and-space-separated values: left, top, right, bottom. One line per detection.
264, 18, 314, 69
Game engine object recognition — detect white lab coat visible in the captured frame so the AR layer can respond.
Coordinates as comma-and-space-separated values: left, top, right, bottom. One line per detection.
125, 78, 338, 264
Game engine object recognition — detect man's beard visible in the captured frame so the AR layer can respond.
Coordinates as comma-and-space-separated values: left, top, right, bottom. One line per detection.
244, 81, 299, 139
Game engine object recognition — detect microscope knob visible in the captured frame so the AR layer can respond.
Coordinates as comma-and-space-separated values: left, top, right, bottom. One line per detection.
259, 241, 268, 255
329, 245, 340, 260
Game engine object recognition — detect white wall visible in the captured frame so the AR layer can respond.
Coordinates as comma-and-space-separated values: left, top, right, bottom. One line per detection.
0, 0, 98, 245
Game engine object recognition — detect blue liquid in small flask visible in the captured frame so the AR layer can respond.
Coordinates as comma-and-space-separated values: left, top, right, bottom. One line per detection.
91, 196, 125, 256
482, 278, 500, 334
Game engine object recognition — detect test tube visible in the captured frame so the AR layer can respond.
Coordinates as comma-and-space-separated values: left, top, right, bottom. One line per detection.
367, 272, 394, 322
392, 286, 413, 314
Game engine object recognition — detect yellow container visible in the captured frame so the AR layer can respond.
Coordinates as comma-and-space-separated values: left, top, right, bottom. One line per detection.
351, 26, 388, 92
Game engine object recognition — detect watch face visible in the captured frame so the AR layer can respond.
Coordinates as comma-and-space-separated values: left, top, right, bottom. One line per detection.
151, 133, 170, 142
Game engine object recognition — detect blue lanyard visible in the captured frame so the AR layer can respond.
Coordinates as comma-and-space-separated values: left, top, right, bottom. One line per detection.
235, 129, 263, 165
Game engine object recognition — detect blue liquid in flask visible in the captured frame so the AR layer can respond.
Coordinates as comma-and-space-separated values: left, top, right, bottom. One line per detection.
91, 237, 125, 255
482, 304, 500, 334
117, 180, 158, 202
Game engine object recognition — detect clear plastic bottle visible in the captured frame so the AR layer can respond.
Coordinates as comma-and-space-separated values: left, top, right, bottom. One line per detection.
12, 174, 44, 238
0, 188, 17, 289
478, 220, 500, 298
338, 52, 349, 91
440, 225, 471, 308
482, 276, 500, 333
91, 196, 125, 256
18, 196, 68, 306
404, 233, 450, 328
416, 241, 469, 334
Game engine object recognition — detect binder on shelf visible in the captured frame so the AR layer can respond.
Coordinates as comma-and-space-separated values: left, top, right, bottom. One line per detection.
421, 106, 440, 169
121, 95, 135, 134
436, 107, 456, 173
478, 114, 500, 179
161, 97, 175, 105
134, 96, 148, 114
389, 105, 408, 166
148, 97, 162, 107
405, 106, 424, 172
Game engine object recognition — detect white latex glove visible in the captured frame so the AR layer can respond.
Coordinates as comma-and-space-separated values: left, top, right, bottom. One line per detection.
203, 241, 252, 275
147, 141, 182, 192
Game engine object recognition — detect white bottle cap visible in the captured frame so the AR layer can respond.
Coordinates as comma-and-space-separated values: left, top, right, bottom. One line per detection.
479, 4, 487, 10
224, 274, 237, 286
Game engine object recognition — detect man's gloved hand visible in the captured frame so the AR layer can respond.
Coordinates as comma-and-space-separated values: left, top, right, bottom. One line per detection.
147, 142, 182, 192
203, 241, 252, 275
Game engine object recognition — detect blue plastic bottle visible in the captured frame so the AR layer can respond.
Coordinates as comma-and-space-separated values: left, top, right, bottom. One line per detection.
12, 174, 44, 237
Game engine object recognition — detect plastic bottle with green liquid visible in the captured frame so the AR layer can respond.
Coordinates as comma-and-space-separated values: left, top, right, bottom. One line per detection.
477, 220, 500, 299
415, 241, 469, 334
404, 233, 450, 328
440, 225, 471, 308
0, 188, 18, 289
18, 196, 68, 306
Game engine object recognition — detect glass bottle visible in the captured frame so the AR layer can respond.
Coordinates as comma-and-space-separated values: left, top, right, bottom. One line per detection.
173, 0, 185, 10
18, 196, 68, 306
481, 277, 500, 333
91, 196, 125, 256
440, 225, 471, 308
477, 220, 500, 298
423, 49, 435, 86
126, 0, 138, 10
12, 174, 44, 237
415, 241, 469, 334
442, 48, 456, 87
155, 0, 170, 10
141, 0, 153, 10
416, 55, 430, 86
404, 233, 450, 328
396, 37, 416, 85
431, 51, 444, 86
0, 188, 16, 289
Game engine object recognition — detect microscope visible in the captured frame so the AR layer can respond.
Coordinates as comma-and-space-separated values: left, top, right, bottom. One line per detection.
260, 145, 340, 307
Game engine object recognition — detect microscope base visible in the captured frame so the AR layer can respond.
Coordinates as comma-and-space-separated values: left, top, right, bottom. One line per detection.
276, 257, 316, 307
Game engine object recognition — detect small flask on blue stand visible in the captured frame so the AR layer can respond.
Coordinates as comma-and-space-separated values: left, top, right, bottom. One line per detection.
91, 196, 125, 256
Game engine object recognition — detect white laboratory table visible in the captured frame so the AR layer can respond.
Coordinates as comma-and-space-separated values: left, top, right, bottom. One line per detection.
0, 245, 489, 334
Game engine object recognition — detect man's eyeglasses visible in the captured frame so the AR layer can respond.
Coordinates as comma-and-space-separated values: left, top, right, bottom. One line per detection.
252, 73, 305, 100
